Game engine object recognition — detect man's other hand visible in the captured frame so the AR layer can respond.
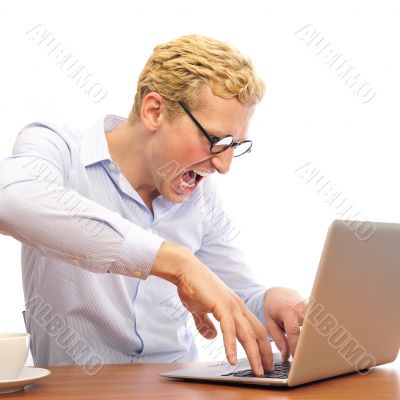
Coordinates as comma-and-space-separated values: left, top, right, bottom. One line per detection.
263, 287, 307, 361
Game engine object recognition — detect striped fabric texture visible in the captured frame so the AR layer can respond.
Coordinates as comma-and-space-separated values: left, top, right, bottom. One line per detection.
0, 115, 266, 365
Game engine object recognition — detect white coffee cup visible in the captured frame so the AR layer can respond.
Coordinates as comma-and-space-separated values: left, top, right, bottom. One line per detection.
0, 333, 30, 381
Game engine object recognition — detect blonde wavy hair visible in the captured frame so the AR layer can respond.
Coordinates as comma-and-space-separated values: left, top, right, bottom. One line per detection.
129, 35, 265, 122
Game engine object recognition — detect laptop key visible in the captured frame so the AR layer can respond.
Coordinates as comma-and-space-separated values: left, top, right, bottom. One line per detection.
221, 361, 291, 379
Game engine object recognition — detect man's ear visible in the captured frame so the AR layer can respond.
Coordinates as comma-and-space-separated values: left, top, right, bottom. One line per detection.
140, 92, 165, 132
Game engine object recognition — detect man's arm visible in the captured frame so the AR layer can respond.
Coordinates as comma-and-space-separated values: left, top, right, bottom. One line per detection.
0, 125, 164, 277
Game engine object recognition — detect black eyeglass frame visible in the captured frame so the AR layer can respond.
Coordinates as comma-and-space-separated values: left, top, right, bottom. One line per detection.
178, 101, 253, 157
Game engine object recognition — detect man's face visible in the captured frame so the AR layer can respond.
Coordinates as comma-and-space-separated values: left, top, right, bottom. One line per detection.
148, 86, 255, 203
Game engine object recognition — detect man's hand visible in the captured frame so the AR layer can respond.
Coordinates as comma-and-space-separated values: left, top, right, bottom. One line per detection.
151, 242, 274, 376
263, 287, 307, 361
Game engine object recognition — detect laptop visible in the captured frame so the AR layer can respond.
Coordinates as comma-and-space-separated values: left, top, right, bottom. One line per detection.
160, 220, 400, 387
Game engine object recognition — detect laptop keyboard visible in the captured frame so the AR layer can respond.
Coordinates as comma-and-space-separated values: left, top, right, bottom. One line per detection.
221, 361, 291, 379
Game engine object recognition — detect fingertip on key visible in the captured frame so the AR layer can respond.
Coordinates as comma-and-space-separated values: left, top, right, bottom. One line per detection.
228, 353, 237, 365
256, 365, 265, 376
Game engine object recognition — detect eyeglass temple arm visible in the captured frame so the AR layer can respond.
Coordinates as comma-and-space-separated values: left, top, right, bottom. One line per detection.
178, 101, 215, 145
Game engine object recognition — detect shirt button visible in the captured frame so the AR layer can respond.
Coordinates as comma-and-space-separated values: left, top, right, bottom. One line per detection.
132, 270, 142, 278
71, 258, 79, 266
108, 162, 116, 170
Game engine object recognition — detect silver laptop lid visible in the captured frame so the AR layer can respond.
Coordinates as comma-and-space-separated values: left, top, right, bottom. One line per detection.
288, 220, 400, 386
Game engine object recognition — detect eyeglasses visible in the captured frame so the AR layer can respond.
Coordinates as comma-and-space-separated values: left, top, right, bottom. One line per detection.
178, 101, 253, 157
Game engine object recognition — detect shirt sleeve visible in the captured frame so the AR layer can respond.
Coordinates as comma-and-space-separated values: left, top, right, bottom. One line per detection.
0, 125, 164, 278
193, 180, 267, 325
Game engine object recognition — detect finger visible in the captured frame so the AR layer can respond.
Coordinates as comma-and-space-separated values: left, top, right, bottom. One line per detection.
256, 331, 274, 372
283, 314, 301, 357
294, 299, 307, 324
266, 318, 290, 361
243, 309, 274, 371
287, 332, 300, 358
234, 313, 265, 376
193, 313, 217, 339
219, 315, 238, 365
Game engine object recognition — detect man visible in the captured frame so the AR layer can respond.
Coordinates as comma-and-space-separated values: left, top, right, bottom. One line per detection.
0, 35, 304, 376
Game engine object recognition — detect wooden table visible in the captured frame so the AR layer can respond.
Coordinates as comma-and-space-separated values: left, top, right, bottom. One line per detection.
4, 362, 400, 399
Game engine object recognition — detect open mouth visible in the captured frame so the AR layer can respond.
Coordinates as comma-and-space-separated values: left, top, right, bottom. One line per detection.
177, 169, 210, 194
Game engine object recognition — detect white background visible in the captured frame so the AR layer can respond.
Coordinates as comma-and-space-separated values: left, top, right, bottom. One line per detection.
1, 0, 399, 368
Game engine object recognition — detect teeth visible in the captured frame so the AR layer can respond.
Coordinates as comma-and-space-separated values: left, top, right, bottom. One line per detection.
192, 169, 210, 177
181, 180, 196, 188
179, 169, 211, 191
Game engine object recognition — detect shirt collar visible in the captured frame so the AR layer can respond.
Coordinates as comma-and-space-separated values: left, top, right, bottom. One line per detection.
80, 114, 126, 167
79, 114, 187, 212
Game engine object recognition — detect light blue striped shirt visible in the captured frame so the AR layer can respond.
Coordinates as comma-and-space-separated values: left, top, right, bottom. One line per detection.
0, 115, 267, 366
